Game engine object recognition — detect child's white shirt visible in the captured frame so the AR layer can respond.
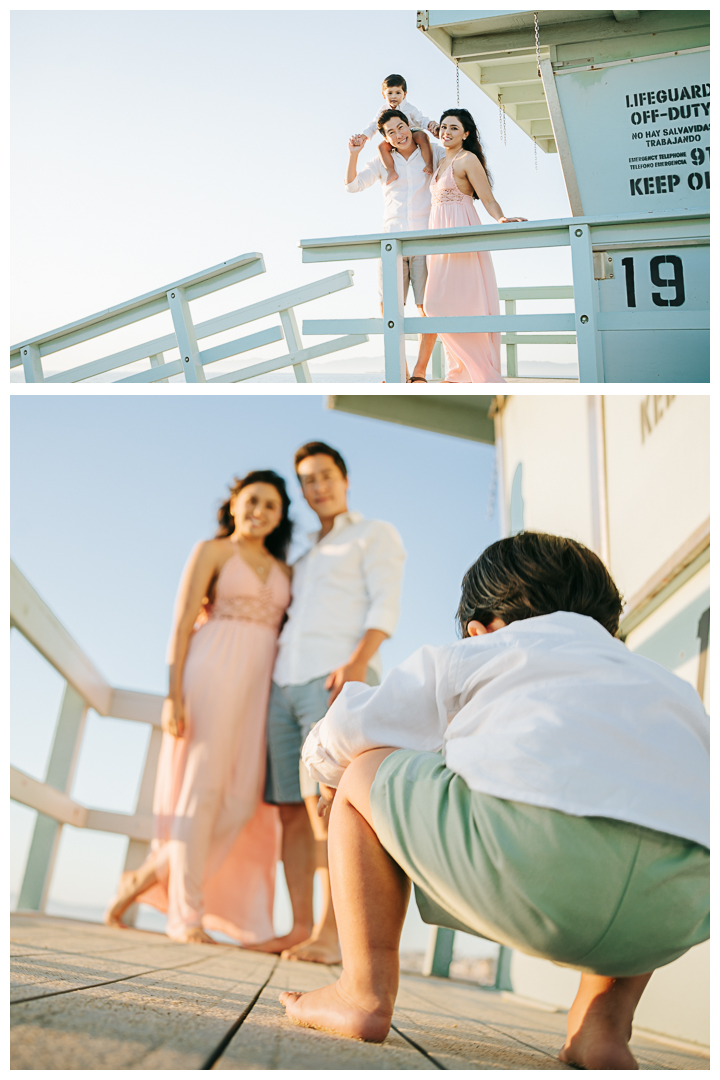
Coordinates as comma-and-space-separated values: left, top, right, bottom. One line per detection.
362, 100, 432, 139
302, 611, 710, 848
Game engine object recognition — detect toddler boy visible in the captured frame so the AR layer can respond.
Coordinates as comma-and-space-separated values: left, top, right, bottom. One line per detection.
281, 532, 709, 1070
354, 73, 439, 184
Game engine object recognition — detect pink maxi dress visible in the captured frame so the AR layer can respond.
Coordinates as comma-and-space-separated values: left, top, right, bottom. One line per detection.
424, 159, 505, 383
137, 554, 290, 942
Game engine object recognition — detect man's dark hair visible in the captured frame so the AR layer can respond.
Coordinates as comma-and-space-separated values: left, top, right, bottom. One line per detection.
382, 73, 407, 93
294, 441, 348, 479
377, 108, 410, 135
456, 532, 623, 638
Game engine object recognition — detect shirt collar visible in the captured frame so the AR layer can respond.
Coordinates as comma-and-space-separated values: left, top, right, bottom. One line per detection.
307, 510, 364, 545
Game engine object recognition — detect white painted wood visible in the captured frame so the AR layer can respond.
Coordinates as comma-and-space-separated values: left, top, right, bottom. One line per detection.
84, 809, 154, 842
108, 688, 164, 726
10, 561, 112, 716
205, 334, 369, 383
279, 308, 311, 383
504, 299, 518, 378
380, 238, 407, 383
569, 225, 604, 382
11, 768, 87, 828
498, 286, 574, 300
20, 344, 44, 382
537, 65, 585, 218
17, 684, 88, 912
167, 286, 205, 383
119, 725, 164, 925
11, 253, 265, 358
148, 352, 169, 384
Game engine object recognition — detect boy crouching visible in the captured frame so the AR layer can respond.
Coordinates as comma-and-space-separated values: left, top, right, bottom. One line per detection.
280, 532, 709, 1070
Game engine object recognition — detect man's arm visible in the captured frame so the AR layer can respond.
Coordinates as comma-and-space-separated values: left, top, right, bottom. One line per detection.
345, 137, 382, 191
304, 644, 452, 789
325, 628, 388, 705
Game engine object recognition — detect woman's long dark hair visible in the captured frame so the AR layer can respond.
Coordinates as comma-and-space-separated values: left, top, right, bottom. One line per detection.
216, 470, 293, 561
439, 108, 492, 197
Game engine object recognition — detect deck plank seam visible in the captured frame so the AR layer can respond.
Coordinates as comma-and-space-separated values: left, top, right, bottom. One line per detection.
398, 982, 580, 1069
11, 953, 237, 1005
389, 1022, 446, 1069
201, 957, 280, 1070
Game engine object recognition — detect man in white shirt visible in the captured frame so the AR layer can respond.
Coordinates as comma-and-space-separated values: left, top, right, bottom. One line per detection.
346, 108, 443, 380
281, 532, 709, 1068
251, 441, 405, 965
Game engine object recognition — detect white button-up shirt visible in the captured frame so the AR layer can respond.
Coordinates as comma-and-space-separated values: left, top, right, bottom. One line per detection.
361, 100, 432, 140
303, 611, 710, 847
273, 511, 406, 688
346, 142, 445, 233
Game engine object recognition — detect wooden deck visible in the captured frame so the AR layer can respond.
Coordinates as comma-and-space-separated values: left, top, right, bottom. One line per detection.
11, 914, 709, 1070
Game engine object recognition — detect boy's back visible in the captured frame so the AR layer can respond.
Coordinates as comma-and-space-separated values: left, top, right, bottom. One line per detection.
304, 610, 709, 846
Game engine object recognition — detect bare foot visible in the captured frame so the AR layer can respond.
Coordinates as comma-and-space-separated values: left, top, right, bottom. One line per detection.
280, 976, 392, 1042
559, 1004, 638, 1069
423, 164, 433, 174
281, 932, 342, 965
243, 925, 313, 955
179, 926, 216, 944
104, 868, 154, 927
385, 170, 398, 184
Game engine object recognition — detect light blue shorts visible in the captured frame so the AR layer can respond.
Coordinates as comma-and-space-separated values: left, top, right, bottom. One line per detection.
265, 672, 379, 804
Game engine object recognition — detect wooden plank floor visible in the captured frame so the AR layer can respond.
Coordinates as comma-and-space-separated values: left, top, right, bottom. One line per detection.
11, 914, 709, 1070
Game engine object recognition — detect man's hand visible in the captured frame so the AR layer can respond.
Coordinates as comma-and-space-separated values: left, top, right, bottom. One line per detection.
325, 658, 369, 705
317, 784, 337, 818
161, 696, 185, 738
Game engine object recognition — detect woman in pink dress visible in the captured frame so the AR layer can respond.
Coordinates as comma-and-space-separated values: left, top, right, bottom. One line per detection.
413, 109, 526, 384
105, 471, 292, 944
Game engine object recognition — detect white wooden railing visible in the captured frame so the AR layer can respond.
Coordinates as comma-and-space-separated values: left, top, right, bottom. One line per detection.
10, 253, 368, 383
299, 209, 710, 383
10, 561, 164, 922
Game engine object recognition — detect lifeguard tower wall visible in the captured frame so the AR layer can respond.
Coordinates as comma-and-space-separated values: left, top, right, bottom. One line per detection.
418, 10, 710, 379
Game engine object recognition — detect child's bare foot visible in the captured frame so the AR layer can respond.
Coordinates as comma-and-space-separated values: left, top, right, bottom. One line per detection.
423, 164, 433, 174
180, 926, 216, 944
558, 1015, 638, 1070
243, 925, 313, 955
280, 976, 393, 1042
385, 170, 398, 184
281, 929, 341, 965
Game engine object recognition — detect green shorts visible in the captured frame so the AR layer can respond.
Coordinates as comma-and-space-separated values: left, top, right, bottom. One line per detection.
370, 750, 709, 977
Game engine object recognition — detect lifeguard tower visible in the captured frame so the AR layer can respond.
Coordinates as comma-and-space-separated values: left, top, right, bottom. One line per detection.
415, 9, 710, 379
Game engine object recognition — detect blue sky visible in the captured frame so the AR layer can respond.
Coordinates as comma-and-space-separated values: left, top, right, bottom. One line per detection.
11, 9, 576, 376
10, 393, 500, 953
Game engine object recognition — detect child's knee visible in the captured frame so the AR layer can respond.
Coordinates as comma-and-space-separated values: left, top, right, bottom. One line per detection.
339, 748, 400, 823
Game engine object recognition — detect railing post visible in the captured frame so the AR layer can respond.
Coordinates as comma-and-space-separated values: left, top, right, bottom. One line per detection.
149, 352, 169, 384
17, 684, 87, 911
431, 339, 445, 381
21, 344, 44, 383
569, 225, 604, 382
380, 237, 407, 383
494, 945, 513, 991
279, 308, 312, 383
504, 299, 518, 378
119, 725, 164, 927
167, 286, 206, 383
422, 925, 455, 977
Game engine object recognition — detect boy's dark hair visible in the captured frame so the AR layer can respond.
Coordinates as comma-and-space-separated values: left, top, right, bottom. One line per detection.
457, 532, 623, 638
382, 73, 407, 93
294, 441, 348, 479
378, 108, 410, 135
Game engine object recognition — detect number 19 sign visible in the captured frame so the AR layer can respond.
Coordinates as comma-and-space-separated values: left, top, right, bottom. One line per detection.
555, 49, 709, 379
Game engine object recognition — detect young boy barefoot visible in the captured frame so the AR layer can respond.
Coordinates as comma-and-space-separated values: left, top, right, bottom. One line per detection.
353, 74, 439, 183
280, 532, 710, 1068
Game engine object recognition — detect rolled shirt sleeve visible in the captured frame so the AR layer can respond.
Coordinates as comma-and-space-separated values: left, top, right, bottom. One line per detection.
346, 157, 383, 194
361, 522, 405, 636
302, 644, 454, 788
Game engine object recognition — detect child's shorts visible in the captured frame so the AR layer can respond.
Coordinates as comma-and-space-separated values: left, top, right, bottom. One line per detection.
370, 750, 709, 977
